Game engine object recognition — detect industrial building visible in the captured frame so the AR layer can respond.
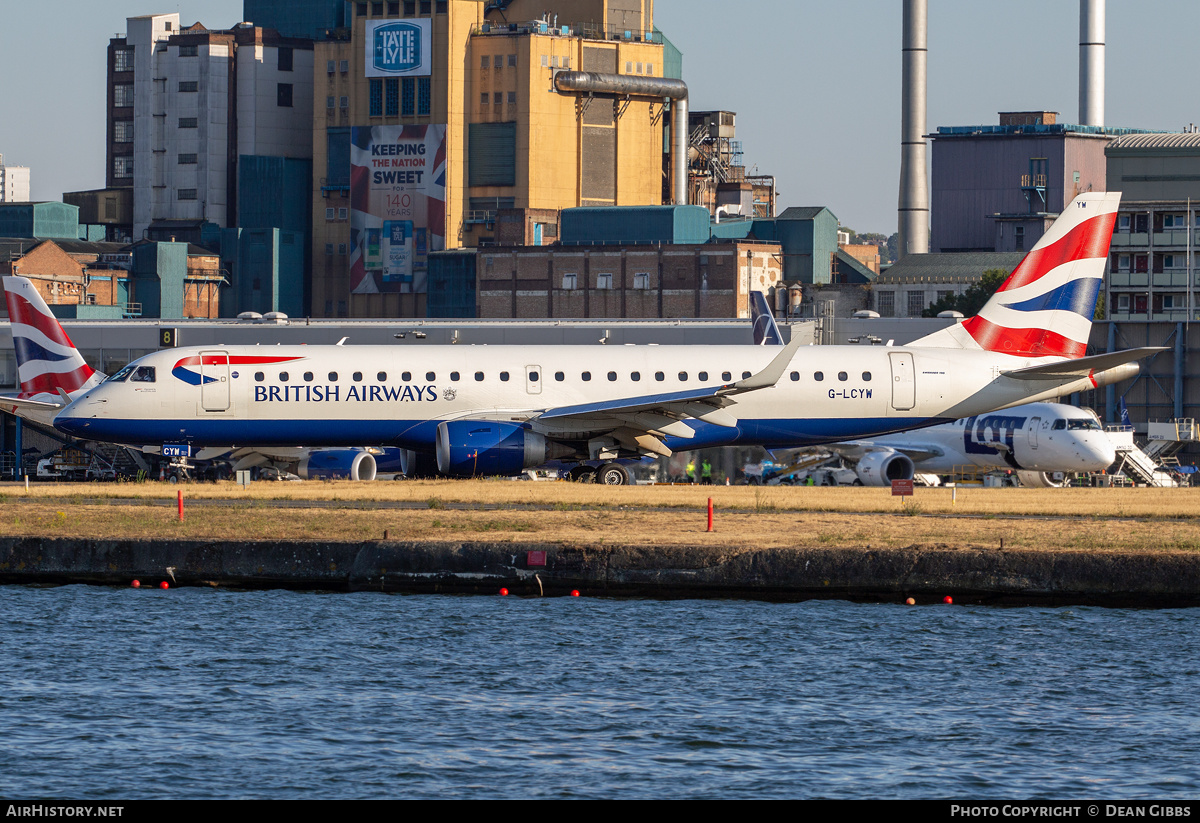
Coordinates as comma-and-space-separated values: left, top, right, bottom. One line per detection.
302, 0, 680, 319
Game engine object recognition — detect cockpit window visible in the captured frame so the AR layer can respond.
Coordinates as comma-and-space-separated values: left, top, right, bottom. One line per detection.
1053, 420, 1066, 430
130, 366, 156, 383
107, 364, 137, 383
1068, 419, 1101, 431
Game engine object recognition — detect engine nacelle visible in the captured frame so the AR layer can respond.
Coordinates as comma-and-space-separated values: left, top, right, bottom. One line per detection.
394, 448, 439, 478
1016, 470, 1067, 488
436, 421, 567, 477
298, 449, 377, 481
854, 450, 915, 487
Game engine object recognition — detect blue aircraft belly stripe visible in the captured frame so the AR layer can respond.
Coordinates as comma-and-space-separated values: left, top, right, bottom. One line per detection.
56, 415, 956, 451
1001, 277, 1100, 318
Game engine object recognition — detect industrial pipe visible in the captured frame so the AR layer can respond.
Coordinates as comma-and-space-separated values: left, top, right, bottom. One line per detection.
898, 0, 929, 257
1079, 0, 1105, 127
553, 71, 689, 205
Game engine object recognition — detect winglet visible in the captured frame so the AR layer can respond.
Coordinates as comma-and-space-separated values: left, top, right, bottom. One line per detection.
727, 333, 803, 392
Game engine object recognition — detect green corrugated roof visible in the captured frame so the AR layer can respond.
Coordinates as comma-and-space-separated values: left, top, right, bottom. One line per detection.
876, 252, 1025, 284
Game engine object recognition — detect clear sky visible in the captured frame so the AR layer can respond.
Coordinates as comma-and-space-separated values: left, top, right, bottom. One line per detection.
0, 1, 1194, 235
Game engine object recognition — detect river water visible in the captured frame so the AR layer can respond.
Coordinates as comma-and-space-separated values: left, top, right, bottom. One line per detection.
1, 585, 1197, 799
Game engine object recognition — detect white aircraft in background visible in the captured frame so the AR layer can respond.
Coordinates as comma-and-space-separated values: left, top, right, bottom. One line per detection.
814, 401, 1117, 488
1, 276, 378, 480
48, 191, 1159, 485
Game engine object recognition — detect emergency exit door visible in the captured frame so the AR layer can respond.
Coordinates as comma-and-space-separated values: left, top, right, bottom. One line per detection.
200, 351, 230, 412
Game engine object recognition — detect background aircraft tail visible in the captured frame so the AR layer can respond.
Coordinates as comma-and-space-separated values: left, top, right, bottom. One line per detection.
750, 290, 784, 346
911, 191, 1121, 358
3, 276, 104, 402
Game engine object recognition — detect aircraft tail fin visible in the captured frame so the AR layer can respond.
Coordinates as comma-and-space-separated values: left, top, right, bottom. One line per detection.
910, 191, 1121, 358
750, 290, 784, 346
3, 276, 104, 402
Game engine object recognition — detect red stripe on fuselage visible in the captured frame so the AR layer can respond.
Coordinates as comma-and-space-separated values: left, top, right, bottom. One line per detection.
961, 316, 1087, 358
173, 355, 304, 369
5, 293, 80, 350
995, 211, 1118, 294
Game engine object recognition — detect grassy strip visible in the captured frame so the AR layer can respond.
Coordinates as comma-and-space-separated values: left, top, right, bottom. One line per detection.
2, 480, 1198, 520
3, 498, 1200, 553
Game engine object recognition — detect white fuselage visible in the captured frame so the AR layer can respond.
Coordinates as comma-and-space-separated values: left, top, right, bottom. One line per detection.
53, 343, 1107, 454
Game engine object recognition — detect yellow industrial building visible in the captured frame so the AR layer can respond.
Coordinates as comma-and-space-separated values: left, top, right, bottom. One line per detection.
312, 0, 674, 317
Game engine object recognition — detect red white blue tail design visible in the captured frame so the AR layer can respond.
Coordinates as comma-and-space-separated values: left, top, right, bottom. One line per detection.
912, 192, 1120, 358
3, 276, 104, 402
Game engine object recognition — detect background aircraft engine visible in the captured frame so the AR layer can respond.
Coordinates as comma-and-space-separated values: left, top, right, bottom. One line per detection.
436, 421, 571, 477
854, 450, 915, 487
298, 449, 377, 481
1016, 470, 1067, 488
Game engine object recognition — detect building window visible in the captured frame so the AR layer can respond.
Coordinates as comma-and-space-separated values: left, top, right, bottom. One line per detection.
386, 78, 399, 116
480, 92, 488, 107
338, 208, 348, 219
541, 55, 548, 67
436, 0, 447, 12
418, 78, 431, 115
373, 2, 383, 16
647, 63, 654, 74
507, 91, 516, 105
404, 0, 415, 14
561, 273, 577, 290
877, 291, 895, 317
339, 60, 349, 74
636, 62, 643, 73
327, 59, 335, 74
369, 79, 383, 116
326, 95, 335, 110
936, 290, 953, 303
339, 95, 350, 109
402, 78, 415, 115
325, 243, 334, 255
1163, 213, 1186, 229
178, 189, 197, 201
597, 273, 613, 289
357, 2, 367, 16
114, 120, 133, 142
625, 61, 632, 73
278, 46, 293, 72
179, 117, 198, 129
278, 83, 293, 107
178, 80, 197, 92
113, 157, 133, 178
179, 44, 198, 57
114, 84, 133, 107
114, 48, 134, 72
178, 153, 197, 164
420, 0, 431, 13
1014, 225, 1025, 252
493, 92, 502, 105
907, 291, 924, 317
633, 273, 649, 289
494, 55, 503, 69
326, 207, 335, 220
388, 1, 399, 14
1118, 254, 1130, 271
338, 243, 348, 254
508, 54, 517, 67
481, 55, 489, 69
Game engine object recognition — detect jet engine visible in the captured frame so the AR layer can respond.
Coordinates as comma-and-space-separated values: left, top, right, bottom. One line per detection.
298, 449, 377, 481
854, 450, 915, 487
395, 448, 439, 478
1015, 470, 1067, 488
436, 420, 572, 477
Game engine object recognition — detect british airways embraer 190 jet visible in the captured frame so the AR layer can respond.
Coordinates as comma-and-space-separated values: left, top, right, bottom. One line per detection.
47, 192, 1158, 484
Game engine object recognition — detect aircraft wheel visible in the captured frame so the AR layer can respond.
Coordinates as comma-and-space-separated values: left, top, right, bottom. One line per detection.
568, 466, 596, 483
596, 463, 630, 485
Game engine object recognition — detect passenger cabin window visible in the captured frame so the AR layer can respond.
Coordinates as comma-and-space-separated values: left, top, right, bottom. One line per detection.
450, 372, 460, 381
678, 372, 688, 381
280, 372, 289, 382
328, 372, 338, 381
608, 371, 617, 381
402, 372, 411, 382
722, 371, 732, 382
581, 372, 591, 382
862, 372, 872, 381
790, 371, 800, 381
838, 372, 848, 381
528, 371, 539, 382
814, 372, 824, 381
655, 372, 665, 381
475, 372, 484, 381
353, 372, 362, 382
378, 372, 388, 381
742, 371, 751, 380
555, 372, 565, 382
631, 372, 640, 381
254, 372, 265, 382
698, 371, 708, 381
304, 372, 314, 382
130, 366, 156, 383
426, 372, 436, 381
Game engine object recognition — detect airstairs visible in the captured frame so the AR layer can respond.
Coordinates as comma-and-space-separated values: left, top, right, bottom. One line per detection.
1105, 425, 1179, 487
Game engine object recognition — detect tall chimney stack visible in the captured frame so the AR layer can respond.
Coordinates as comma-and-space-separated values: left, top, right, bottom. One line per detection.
1079, 0, 1105, 127
898, 0, 929, 258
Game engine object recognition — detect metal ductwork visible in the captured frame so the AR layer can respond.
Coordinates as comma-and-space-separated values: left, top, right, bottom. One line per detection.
553, 70, 689, 205
1079, 0, 1105, 127
898, 0, 929, 258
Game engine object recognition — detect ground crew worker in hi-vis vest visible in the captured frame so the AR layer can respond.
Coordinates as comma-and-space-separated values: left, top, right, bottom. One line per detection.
686, 459, 696, 484
701, 459, 713, 485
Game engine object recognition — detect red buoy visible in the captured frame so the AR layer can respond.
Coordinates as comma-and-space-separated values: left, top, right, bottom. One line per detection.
571, 590, 580, 597
159, 581, 169, 590
131, 580, 140, 588
499, 587, 509, 596
943, 595, 953, 605
905, 597, 916, 605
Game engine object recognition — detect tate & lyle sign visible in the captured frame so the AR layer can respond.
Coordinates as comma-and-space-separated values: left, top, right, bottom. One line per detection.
366, 19, 431, 77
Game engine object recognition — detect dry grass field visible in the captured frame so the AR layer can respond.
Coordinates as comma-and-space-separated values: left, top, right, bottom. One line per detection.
1, 480, 1198, 553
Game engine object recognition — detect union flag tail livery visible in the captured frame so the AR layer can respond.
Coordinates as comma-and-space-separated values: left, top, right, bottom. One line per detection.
912, 191, 1120, 358
4, 275, 103, 404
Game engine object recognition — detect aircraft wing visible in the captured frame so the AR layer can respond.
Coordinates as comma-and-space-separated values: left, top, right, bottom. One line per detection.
822, 440, 945, 463
532, 336, 805, 455
0, 394, 63, 415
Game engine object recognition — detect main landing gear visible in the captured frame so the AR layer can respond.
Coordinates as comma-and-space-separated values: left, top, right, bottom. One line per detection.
569, 463, 631, 485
